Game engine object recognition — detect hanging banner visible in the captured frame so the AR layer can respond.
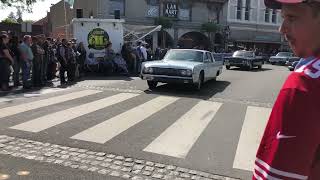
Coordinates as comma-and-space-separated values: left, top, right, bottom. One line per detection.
164, 2, 178, 18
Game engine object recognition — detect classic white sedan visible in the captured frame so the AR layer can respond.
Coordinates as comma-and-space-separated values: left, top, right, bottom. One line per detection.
140, 49, 223, 90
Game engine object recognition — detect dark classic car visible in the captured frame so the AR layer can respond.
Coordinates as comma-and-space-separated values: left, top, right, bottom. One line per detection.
269, 52, 300, 65
288, 61, 299, 71
224, 50, 264, 70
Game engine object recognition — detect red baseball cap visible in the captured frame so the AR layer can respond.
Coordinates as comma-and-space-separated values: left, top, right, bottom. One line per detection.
265, 0, 320, 9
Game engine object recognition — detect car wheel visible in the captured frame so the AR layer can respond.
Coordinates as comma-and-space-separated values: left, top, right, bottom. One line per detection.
195, 72, 204, 90
147, 81, 158, 89
258, 65, 262, 69
247, 63, 253, 71
226, 65, 231, 70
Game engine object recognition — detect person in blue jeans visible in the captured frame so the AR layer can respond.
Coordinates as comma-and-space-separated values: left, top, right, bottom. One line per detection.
19, 35, 34, 89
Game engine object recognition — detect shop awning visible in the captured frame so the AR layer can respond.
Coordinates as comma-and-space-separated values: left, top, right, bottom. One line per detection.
123, 24, 162, 42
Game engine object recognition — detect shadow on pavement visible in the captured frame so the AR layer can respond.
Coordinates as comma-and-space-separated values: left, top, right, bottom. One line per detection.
144, 80, 231, 100
227, 67, 273, 72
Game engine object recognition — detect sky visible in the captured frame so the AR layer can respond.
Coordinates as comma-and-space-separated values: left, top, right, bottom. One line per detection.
0, 0, 61, 21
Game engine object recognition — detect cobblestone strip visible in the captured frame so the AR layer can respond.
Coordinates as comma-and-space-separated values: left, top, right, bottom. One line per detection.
0, 135, 240, 180
71, 85, 144, 94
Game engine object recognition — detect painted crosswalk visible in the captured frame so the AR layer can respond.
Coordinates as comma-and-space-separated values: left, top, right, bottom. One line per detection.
71, 96, 179, 144
0, 88, 71, 103
233, 106, 271, 171
0, 90, 272, 173
10, 93, 139, 132
0, 90, 101, 119
144, 101, 222, 158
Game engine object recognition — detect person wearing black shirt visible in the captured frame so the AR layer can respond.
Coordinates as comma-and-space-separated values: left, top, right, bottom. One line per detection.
31, 37, 45, 87
0, 34, 14, 91
77, 42, 87, 78
9, 36, 21, 87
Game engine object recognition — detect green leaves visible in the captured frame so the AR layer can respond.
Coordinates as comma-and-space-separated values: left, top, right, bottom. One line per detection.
154, 16, 173, 30
201, 22, 219, 33
0, 0, 41, 12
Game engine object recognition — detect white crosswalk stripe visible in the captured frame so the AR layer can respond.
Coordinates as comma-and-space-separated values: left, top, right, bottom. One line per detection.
71, 96, 179, 144
144, 101, 222, 158
1, 89, 274, 170
0, 88, 71, 103
0, 90, 101, 119
233, 106, 271, 171
10, 93, 139, 133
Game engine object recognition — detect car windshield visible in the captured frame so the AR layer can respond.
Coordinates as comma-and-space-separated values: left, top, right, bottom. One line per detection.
276, 52, 292, 57
164, 50, 203, 62
233, 51, 254, 57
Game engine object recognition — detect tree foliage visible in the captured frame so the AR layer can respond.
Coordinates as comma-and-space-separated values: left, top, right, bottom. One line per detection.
1, 11, 18, 24
201, 22, 219, 33
154, 16, 173, 30
1, 18, 18, 24
0, 0, 41, 12
16, 7, 23, 23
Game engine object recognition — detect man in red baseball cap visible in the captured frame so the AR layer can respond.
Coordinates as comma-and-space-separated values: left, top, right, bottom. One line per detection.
253, 1, 320, 180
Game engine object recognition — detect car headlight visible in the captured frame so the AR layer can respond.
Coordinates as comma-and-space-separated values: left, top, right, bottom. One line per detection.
143, 67, 153, 74
180, 69, 192, 76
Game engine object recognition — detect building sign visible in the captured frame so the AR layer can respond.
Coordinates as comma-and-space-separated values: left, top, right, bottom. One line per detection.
164, 2, 178, 18
87, 28, 110, 50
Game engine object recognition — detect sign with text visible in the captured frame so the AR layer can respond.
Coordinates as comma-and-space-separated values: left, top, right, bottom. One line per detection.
164, 2, 178, 18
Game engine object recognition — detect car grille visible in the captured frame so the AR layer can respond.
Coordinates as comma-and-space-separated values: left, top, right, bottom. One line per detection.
152, 68, 181, 76
227, 58, 245, 64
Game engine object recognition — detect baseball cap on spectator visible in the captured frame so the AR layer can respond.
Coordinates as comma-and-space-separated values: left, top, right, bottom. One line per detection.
265, 0, 320, 9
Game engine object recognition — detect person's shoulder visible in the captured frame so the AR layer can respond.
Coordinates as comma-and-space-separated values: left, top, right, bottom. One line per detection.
283, 58, 320, 93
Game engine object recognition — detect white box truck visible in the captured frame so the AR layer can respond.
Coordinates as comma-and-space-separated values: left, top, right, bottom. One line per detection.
72, 18, 125, 61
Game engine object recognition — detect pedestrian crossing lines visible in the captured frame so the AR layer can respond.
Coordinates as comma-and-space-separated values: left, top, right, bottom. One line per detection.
0, 90, 272, 172
233, 106, 271, 171
144, 101, 222, 158
0, 88, 71, 104
0, 90, 101, 119
10, 93, 139, 132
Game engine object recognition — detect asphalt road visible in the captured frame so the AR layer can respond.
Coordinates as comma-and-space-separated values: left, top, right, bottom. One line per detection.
0, 64, 291, 180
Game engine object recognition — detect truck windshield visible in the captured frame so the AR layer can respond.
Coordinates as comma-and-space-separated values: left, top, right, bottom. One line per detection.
276, 52, 292, 57
233, 51, 254, 58
164, 50, 203, 62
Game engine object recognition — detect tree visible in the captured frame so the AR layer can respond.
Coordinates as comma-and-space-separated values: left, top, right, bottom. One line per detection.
154, 16, 173, 48
1, 11, 18, 24
0, 0, 39, 12
201, 22, 220, 50
16, 7, 23, 23
1, 18, 18, 24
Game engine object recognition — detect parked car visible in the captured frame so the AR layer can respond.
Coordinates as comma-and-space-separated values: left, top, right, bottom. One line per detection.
288, 61, 299, 71
269, 52, 300, 65
212, 53, 233, 65
140, 49, 223, 90
224, 50, 264, 70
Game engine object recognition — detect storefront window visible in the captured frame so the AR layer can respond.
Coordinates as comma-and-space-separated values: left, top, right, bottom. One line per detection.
272, 10, 277, 23
236, 0, 242, 20
265, 8, 270, 22
109, 0, 125, 16
245, 0, 250, 21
